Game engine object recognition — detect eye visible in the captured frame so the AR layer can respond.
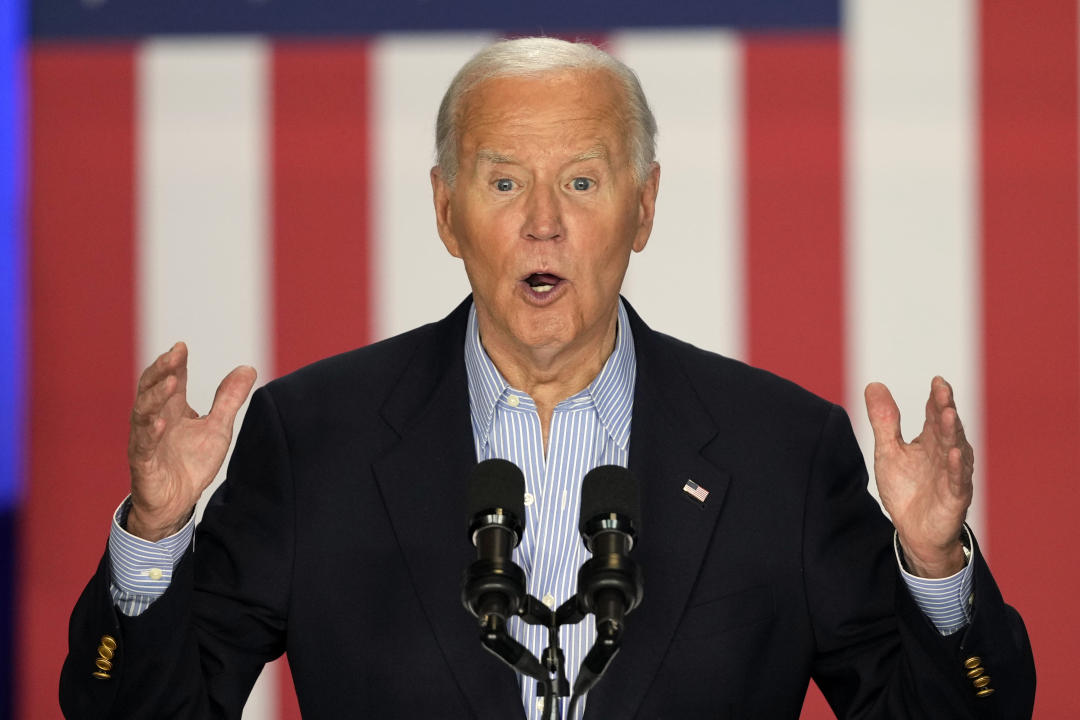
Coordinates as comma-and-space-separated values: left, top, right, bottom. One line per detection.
570, 177, 594, 191
494, 178, 515, 192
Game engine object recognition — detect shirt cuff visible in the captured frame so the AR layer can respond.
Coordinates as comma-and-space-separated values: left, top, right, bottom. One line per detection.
107, 496, 195, 616
895, 525, 975, 636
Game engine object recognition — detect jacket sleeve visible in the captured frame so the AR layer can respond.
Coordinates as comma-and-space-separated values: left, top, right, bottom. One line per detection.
805, 404, 1036, 719
60, 386, 295, 719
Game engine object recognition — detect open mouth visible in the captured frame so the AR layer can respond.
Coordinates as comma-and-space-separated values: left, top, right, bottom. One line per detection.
525, 272, 563, 294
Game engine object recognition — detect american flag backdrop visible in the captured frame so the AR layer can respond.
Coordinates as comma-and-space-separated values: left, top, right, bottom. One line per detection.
11, 1, 1080, 718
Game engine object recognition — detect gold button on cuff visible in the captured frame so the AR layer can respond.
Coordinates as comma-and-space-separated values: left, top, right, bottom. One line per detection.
93, 636, 117, 679
973, 675, 992, 689
976, 687, 996, 698
964, 656, 981, 670
966, 667, 984, 679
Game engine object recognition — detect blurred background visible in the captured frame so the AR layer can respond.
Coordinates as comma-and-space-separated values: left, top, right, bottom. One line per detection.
3, 0, 1077, 717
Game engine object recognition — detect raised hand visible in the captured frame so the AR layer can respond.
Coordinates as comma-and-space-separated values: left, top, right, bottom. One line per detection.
126, 342, 257, 541
864, 377, 973, 578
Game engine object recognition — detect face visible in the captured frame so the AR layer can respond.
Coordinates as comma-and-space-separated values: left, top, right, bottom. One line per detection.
431, 69, 660, 366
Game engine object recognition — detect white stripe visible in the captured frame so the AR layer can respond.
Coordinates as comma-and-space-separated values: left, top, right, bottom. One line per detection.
371, 33, 493, 340
137, 38, 276, 720
609, 31, 745, 360
845, 2, 983, 540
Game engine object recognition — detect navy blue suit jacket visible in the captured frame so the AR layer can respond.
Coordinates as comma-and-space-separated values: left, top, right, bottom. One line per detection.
61, 298, 1035, 718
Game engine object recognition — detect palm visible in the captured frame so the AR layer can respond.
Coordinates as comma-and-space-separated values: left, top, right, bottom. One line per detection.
144, 411, 229, 505
127, 343, 256, 540
865, 377, 973, 577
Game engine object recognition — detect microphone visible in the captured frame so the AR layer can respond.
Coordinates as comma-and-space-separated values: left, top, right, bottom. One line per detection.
577, 465, 643, 638
461, 459, 553, 698
569, 465, 643, 704
461, 459, 528, 626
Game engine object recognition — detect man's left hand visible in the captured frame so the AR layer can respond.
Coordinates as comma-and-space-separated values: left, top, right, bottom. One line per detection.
865, 377, 973, 578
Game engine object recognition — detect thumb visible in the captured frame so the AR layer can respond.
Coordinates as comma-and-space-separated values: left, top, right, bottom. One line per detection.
208, 365, 258, 428
864, 381, 903, 452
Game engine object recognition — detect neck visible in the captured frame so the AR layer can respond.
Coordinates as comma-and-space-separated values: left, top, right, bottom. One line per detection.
478, 309, 619, 452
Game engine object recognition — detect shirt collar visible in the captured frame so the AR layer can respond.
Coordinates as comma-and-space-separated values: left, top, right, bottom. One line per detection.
464, 300, 636, 453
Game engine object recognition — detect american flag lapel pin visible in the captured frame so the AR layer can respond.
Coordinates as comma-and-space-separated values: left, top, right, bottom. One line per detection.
682, 478, 709, 505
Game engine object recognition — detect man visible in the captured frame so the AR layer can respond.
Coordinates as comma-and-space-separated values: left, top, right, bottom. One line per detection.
62, 38, 1034, 718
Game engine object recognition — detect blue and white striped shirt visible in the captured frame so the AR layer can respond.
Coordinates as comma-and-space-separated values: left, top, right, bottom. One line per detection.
108, 297, 973, 718
464, 301, 636, 720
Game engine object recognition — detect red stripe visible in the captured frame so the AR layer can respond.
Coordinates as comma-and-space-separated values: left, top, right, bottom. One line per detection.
743, 34, 845, 407
743, 34, 843, 720
272, 42, 372, 380
980, 1, 1080, 715
20, 45, 136, 718
271, 41, 374, 718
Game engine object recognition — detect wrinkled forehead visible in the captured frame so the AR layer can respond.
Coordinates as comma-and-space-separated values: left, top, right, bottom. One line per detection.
455, 69, 632, 158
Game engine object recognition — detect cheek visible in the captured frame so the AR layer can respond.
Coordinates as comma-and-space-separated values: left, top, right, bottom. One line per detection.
457, 208, 517, 256
456, 235, 513, 292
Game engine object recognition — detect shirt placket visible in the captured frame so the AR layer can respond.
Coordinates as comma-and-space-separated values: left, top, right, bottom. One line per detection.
533, 400, 597, 720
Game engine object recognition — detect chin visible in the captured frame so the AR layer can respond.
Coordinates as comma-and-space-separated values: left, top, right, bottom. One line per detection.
511, 314, 576, 350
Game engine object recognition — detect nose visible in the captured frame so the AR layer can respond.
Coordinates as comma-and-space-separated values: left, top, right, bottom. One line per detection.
522, 185, 563, 242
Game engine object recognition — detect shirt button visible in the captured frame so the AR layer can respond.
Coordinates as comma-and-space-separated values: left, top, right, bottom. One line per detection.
524, 492, 535, 507
542, 593, 556, 609
148, 568, 163, 581
536, 697, 545, 712
507, 394, 520, 407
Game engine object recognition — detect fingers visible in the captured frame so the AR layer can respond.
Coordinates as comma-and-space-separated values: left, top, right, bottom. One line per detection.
207, 365, 258, 430
129, 410, 167, 456
131, 372, 179, 425
864, 382, 903, 452
922, 377, 975, 489
947, 445, 967, 482
133, 341, 194, 422
137, 342, 187, 393
130, 343, 189, 461
925, 376, 970, 446
946, 446, 974, 508
934, 375, 955, 408
925, 375, 958, 426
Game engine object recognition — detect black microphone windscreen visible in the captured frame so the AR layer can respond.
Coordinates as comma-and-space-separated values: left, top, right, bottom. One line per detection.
467, 458, 526, 519
579, 465, 640, 533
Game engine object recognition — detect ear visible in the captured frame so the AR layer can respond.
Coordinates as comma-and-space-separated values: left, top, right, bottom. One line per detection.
431, 166, 462, 258
631, 162, 660, 253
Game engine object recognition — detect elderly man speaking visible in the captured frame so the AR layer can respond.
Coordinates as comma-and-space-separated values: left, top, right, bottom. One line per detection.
61, 38, 1034, 719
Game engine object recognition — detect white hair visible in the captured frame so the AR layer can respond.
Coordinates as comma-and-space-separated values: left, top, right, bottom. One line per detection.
435, 37, 658, 185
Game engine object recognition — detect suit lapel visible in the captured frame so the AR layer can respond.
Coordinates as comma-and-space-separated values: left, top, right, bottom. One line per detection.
584, 307, 732, 719
372, 300, 527, 719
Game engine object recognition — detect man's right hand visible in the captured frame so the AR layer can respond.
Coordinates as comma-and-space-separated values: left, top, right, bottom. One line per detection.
127, 342, 257, 541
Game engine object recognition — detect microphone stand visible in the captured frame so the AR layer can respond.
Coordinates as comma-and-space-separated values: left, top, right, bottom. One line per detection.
467, 585, 569, 720
471, 574, 635, 720
468, 568, 638, 720
555, 593, 625, 720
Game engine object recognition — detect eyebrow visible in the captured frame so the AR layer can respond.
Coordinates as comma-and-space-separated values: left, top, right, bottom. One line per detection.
476, 149, 514, 164
570, 145, 609, 163
474, 145, 610, 166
